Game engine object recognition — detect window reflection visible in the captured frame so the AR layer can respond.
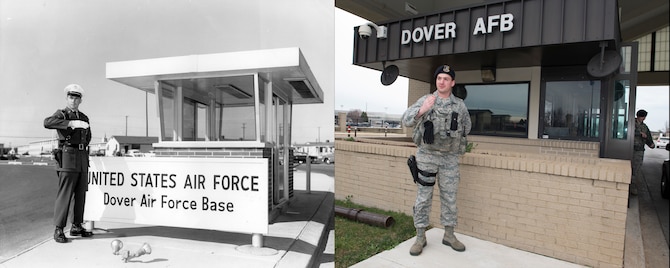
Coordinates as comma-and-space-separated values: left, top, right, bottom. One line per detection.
543, 81, 601, 139
611, 80, 630, 139
158, 75, 257, 142
160, 87, 174, 141
462, 83, 529, 137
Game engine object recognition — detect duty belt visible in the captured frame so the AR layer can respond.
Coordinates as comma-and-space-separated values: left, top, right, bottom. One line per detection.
62, 144, 88, 150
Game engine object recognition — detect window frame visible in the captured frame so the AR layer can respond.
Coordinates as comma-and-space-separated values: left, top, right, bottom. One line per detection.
460, 82, 531, 138
539, 67, 606, 141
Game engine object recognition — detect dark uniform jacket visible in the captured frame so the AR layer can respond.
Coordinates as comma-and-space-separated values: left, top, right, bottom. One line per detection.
44, 108, 91, 172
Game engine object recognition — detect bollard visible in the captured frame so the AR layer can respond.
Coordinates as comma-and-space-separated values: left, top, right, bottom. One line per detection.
84, 221, 94, 231
252, 233, 263, 248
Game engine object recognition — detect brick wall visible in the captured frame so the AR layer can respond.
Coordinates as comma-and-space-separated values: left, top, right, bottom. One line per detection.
153, 146, 290, 215
335, 138, 630, 268
154, 147, 266, 158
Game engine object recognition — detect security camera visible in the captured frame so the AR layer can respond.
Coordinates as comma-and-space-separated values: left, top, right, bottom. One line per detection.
358, 24, 372, 39
357, 22, 387, 39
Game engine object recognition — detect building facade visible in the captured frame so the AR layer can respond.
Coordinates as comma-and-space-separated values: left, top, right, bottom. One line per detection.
335, 0, 668, 267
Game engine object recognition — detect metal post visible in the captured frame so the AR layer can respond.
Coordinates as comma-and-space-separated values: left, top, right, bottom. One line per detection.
85, 221, 94, 231
252, 233, 263, 248
306, 156, 311, 194
125, 115, 128, 136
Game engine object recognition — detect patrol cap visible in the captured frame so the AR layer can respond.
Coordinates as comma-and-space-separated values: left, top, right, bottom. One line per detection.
64, 84, 84, 98
434, 65, 456, 80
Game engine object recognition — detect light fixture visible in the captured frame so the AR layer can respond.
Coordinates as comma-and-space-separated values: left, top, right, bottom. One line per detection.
405, 2, 418, 15
284, 78, 315, 98
481, 67, 496, 82
215, 84, 251, 99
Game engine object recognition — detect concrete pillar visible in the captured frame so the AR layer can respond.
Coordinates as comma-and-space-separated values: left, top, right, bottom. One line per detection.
338, 112, 347, 132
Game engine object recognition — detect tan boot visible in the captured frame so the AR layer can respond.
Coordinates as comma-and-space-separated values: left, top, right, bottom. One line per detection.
409, 228, 427, 256
442, 226, 465, 252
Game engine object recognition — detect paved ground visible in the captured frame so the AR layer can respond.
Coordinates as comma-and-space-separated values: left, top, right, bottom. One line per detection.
0, 163, 335, 268
1, 142, 667, 267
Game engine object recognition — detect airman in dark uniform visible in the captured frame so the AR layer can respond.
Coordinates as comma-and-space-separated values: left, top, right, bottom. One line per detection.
44, 84, 93, 243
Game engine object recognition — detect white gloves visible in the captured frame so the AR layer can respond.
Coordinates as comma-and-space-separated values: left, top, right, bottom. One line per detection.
68, 120, 89, 129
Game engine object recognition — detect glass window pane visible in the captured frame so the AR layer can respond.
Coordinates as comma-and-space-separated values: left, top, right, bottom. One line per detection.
214, 75, 257, 141
196, 102, 208, 141
161, 87, 174, 141
183, 98, 196, 141
611, 80, 630, 139
544, 81, 601, 139
462, 83, 529, 137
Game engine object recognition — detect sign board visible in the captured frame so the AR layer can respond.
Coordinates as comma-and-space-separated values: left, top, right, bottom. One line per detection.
84, 157, 269, 234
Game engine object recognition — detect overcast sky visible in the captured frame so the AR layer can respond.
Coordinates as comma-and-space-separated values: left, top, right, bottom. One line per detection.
635, 86, 669, 133
334, 8, 409, 116
0, 0, 334, 147
1, 4, 667, 147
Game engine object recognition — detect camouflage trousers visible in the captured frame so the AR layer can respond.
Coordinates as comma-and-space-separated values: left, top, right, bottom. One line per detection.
631, 150, 645, 190
413, 148, 461, 228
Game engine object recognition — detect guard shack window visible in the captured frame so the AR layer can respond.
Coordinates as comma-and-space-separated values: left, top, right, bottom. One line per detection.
542, 80, 602, 140
462, 83, 529, 137
157, 74, 259, 142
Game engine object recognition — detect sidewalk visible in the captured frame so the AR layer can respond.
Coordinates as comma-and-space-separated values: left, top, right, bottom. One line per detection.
0, 171, 335, 268
350, 195, 645, 268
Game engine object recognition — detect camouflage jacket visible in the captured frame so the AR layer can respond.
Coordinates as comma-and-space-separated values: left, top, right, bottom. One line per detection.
402, 92, 471, 154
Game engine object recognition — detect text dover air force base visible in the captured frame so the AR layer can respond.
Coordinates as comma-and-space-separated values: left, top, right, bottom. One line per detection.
83, 157, 269, 234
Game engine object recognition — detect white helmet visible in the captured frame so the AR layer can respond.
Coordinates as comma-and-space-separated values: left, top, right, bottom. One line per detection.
64, 84, 84, 97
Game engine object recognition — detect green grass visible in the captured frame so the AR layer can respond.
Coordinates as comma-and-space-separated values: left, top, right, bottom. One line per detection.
334, 199, 417, 268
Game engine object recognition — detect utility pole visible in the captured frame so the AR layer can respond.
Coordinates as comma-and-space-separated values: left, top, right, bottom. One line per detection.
125, 115, 128, 136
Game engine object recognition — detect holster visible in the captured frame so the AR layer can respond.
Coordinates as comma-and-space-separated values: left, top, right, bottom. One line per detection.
407, 155, 436, 186
52, 148, 63, 168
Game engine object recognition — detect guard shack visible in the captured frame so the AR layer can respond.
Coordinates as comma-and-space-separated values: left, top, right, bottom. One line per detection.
86, 47, 323, 247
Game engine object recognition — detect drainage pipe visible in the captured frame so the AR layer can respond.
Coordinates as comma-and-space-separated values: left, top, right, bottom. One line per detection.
334, 206, 395, 228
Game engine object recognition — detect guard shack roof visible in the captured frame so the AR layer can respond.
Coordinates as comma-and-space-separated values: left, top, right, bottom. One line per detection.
105, 47, 323, 104
352, 0, 622, 83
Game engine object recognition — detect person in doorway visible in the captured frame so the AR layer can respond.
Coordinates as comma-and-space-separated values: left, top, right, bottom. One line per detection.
44, 84, 93, 243
631, 109, 655, 195
402, 65, 471, 256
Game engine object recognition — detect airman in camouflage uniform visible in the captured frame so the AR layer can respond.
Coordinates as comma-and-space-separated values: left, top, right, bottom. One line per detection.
631, 109, 654, 195
402, 65, 471, 256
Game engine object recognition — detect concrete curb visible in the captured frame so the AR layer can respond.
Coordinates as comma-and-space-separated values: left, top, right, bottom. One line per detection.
624, 196, 646, 267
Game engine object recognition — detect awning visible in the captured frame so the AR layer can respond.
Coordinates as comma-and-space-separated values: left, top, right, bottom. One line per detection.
353, 0, 622, 83
106, 47, 324, 104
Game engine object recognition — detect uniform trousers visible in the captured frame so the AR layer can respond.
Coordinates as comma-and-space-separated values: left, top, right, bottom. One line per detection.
413, 148, 460, 228
631, 150, 645, 191
54, 170, 87, 228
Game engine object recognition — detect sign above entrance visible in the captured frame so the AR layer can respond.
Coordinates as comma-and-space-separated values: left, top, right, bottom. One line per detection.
352, 0, 622, 83
401, 13, 514, 45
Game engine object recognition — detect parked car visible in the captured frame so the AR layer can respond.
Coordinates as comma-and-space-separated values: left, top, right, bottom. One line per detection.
656, 137, 669, 148
124, 149, 142, 157
662, 144, 669, 199
293, 152, 317, 164
90, 149, 106, 156
321, 153, 335, 164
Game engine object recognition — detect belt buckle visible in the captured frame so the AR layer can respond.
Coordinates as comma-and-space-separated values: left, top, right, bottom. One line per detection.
79, 144, 84, 150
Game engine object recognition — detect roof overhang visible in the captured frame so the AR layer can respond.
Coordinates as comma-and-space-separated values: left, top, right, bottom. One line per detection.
348, 0, 623, 83
106, 47, 324, 104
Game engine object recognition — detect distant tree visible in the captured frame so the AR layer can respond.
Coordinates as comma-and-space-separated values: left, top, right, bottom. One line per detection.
360, 111, 369, 123
347, 109, 362, 124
